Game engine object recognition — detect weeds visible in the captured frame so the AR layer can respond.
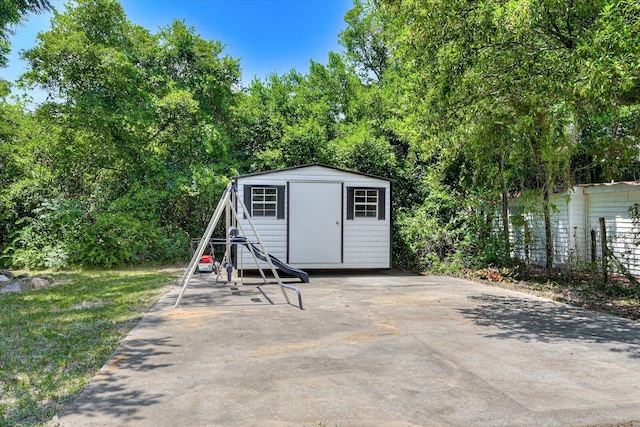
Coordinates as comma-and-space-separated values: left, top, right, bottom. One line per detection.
467, 265, 640, 321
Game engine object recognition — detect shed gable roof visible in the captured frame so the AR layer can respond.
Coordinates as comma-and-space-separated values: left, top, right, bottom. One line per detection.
233, 163, 394, 182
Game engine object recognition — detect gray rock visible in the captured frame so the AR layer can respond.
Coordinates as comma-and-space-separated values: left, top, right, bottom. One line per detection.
31, 275, 55, 289
0, 281, 21, 293
0, 274, 55, 292
17, 277, 33, 291
0, 269, 15, 280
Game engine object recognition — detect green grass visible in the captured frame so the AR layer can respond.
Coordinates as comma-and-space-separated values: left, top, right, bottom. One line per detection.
0, 269, 179, 426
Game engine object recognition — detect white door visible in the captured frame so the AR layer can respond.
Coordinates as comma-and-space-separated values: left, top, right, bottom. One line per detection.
289, 182, 342, 264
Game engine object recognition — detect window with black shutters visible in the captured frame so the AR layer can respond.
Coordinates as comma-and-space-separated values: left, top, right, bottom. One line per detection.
346, 187, 385, 220
243, 185, 285, 219
251, 187, 277, 217
354, 189, 378, 218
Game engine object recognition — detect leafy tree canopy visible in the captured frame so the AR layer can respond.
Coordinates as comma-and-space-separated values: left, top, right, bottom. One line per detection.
1, 0, 638, 273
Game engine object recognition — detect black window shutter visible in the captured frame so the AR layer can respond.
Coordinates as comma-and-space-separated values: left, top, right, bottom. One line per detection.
277, 186, 285, 219
346, 187, 354, 220
377, 188, 385, 220
243, 185, 252, 219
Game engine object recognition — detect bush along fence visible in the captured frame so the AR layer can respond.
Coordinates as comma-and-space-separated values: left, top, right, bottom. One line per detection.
504, 182, 640, 280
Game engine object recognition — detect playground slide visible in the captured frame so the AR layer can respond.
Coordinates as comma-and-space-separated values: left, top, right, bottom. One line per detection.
233, 237, 309, 283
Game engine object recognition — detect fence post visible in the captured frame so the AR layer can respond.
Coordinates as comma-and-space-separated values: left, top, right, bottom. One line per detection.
599, 217, 608, 283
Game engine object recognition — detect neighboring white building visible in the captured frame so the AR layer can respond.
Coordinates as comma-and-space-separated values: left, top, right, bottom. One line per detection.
508, 182, 640, 275
233, 164, 393, 270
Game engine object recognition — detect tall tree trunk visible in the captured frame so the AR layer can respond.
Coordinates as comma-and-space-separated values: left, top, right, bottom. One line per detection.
532, 129, 554, 271
498, 154, 510, 258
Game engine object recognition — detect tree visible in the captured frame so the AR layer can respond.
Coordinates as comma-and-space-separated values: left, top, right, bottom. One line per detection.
0, 0, 51, 69
339, 0, 390, 84
369, 0, 629, 269
576, 0, 640, 107
8, 0, 241, 268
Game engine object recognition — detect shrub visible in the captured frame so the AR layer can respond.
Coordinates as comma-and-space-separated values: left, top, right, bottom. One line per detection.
6, 199, 189, 269
393, 183, 511, 273
5, 199, 80, 269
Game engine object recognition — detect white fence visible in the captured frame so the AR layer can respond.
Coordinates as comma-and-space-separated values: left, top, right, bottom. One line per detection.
506, 182, 640, 276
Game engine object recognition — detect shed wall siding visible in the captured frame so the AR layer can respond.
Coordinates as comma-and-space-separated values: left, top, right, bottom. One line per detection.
506, 183, 640, 276
235, 166, 391, 270
569, 188, 587, 261
552, 195, 571, 265
585, 184, 640, 275
508, 194, 570, 266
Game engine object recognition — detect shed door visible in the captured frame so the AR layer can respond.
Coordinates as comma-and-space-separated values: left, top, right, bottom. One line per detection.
289, 182, 342, 264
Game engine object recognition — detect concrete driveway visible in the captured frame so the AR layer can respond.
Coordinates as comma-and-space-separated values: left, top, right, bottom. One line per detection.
55, 272, 640, 426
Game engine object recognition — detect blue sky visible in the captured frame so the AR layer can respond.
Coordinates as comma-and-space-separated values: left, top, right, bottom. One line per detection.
2, 0, 353, 89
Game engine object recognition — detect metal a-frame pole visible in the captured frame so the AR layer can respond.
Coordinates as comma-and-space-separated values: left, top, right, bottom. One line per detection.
225, 187, 231, 275
211, 200, 268, 287
233, 192, 291, 304
175, 183, 232, 307
227, 200, 269, 285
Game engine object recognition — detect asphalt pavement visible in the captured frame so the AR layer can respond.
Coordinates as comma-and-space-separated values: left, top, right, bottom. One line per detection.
54, 272, 640, 426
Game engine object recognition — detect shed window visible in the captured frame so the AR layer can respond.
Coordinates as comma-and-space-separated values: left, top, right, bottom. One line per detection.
354, 189, 378, 218
347, 187, 386, 220
252, 187, 277, 217
243, 185, 285, 219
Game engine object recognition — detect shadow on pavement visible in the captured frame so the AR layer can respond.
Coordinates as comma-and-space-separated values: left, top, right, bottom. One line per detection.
59, 335, 177, 423
460, 294, 640, 358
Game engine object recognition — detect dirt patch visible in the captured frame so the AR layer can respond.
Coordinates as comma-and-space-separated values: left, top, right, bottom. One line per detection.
250, 322, 401, 357
166, 309, 231, 319
341, 322, 401, 343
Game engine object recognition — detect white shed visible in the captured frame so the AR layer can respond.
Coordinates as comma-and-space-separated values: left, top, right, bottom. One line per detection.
233, 164, 393, 270
506, 181, 640, 275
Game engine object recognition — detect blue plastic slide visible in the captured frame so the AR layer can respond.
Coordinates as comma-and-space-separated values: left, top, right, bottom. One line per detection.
232, 237, 309, 283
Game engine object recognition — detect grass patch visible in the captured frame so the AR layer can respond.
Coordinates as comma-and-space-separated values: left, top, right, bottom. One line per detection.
0, 269, 179, 426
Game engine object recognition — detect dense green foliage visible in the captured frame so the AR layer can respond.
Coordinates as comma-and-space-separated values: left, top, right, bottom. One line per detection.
2, 0, 239, 268
1, 0, 639, 270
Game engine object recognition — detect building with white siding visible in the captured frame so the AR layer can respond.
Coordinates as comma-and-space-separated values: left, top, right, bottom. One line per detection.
233, 164, 393, 270
507, 182, 640, 275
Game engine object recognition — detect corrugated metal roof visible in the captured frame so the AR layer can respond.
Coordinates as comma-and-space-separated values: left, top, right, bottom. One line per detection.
575, 181, 640, 188
509, 181, 640, 199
